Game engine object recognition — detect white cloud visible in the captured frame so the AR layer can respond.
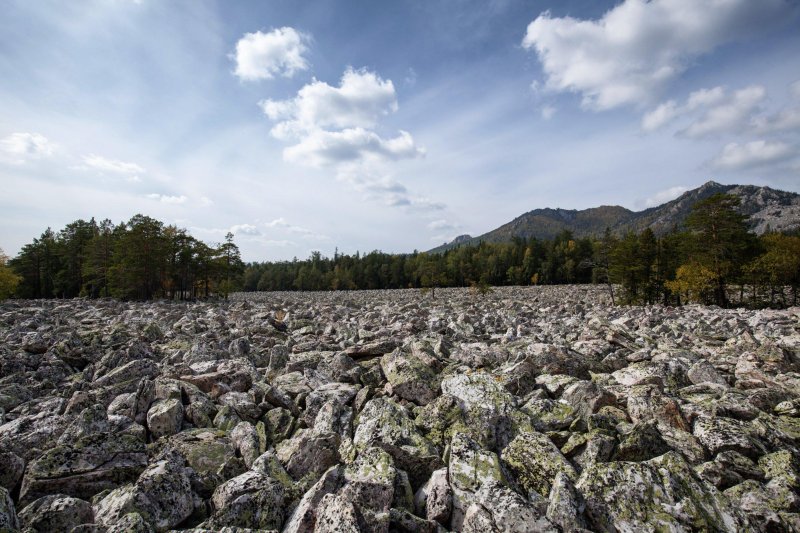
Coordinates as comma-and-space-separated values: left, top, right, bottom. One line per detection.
643, 185, 688, 207
753, 108, 800, 134
83, 153, 145, 174
147, 193, 187, 204
680, 86, 765, 138
265, 218, 290, 228
427, 219, 458, 231
263, 218, 329, 241
261, 67, 438, 212
522, 0, 792, 110
0, 132, 55, 162
541, 106, 556, 120
711, 140, 793, 170
230, 223, 261, 236
233, 27, 310, 81
260, 68, 398, 135
642, 85, 766, 137
641, 100, 679, 131
199, 196, 213, 207
283, 128, 423, 167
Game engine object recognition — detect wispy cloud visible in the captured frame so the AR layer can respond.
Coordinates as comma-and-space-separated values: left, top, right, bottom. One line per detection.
83, 154, 145, 175
146, 193, 187, 204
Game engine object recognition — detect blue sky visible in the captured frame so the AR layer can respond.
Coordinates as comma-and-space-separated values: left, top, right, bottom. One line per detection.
1, 0, 799, 261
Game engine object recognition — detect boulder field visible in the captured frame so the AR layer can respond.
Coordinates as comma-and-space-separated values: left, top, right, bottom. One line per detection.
1, 286, 799, 532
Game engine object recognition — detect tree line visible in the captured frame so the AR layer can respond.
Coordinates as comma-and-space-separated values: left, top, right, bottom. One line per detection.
240, 194, 799, 308
1, 194, 798, 307
3, 215, 243, 300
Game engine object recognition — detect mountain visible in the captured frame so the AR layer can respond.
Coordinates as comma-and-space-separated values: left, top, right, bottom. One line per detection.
430, 181, 800, 253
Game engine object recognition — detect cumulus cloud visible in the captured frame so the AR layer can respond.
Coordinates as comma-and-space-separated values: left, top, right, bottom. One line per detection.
643, 185, 689, 207
711, 140, 793, 170
233, 27, 310, 81
522, 0, 793, 110
260, 68, 398, 135
230, 224, 261, 236
147, 193, 187, 204
262, 67, 439, 212
84, 153, 145, 175
0, 132, 55, 162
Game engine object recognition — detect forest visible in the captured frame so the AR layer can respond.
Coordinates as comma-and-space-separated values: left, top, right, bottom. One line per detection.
1, 194, 798, 308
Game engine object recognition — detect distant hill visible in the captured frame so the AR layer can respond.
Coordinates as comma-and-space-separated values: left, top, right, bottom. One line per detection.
429, 181, 800, 253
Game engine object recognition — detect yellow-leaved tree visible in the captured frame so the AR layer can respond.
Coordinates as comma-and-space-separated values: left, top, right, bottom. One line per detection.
665, 263, 717, 304
0, 247, 22, 300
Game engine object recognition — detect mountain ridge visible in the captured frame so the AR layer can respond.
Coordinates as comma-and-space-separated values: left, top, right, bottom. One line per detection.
429, 181, 800, 253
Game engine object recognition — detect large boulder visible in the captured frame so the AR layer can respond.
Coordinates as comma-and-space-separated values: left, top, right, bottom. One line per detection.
20, 432, 147, 506
577, 451, 749, 532
18, 494, 93, 533
353, 397, 442, 489
501, 430, 577, 498
380, 348, 440, 405
93, 452, 194, 532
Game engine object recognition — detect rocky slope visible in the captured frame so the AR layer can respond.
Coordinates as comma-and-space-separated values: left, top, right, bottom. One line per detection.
1, 287, 799, 532
431, 181, 800, 252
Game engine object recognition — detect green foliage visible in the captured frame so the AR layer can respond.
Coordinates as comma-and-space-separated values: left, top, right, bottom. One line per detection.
9, 214, 243, 300
683, 193, 753, 306
0, 248, 22, 300
6, 200, 798, 310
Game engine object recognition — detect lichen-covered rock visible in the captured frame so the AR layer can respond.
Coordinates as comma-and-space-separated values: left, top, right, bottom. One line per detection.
441, 371, 518, 449
282, 465, 343, 533
0, 487, 19, 531
380, 348, 440, 405
448, 432, 508, 530
20, 432, 148, 506
613, 421, 671, 462
577, 451, 749, 532
546, 471, 587, 532
230, 422, 260, 468
18, 494, 93, 533
693, 415, 765, 458
0, 451, 24, 491
414, 468, 451, 524
276, 429, 341, 483
313, 493, 362, 533
2, 286, 799, 532
501, 430, 577, 498
340, 446, 397, 515
93, 452, 193, 532
353, 397, 442, 489
146, 399, 183, 440
202, 469, 285, 531
472, 483, 557, 532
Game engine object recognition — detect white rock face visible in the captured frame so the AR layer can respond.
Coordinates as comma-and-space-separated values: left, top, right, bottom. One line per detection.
1, 286, 799, 531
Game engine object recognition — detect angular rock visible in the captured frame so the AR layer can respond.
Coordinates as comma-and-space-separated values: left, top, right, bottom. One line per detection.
19, 494, 93, 533
20, 432, 147, 506
501, 430, 577, 498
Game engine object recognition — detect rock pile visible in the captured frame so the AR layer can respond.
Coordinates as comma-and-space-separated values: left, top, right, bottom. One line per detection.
0, 285, 799, 532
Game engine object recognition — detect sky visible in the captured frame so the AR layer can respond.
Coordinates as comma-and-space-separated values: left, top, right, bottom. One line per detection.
1, 0, 799, 262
